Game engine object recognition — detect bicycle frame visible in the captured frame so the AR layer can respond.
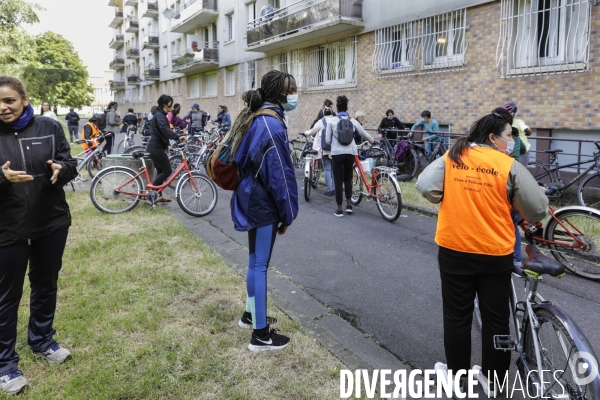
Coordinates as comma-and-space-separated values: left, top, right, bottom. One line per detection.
354, 155, 386, 200
523, 206, 590, 250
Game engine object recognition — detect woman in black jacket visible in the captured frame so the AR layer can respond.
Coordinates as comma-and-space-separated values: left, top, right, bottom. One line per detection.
378, 109, 406, 140
146, 95, 186, 203
0, 75, 77, 395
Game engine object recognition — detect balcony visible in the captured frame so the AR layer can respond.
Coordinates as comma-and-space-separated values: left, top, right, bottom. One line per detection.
110, 80, 125, 91
127, 73, 142, 85
109, 57, 125, 70
126, 47, 140, 59
246, 0, 364, 52
171, 42, 219, 74
144, 67, 160, 81
109, 34, 124, 49
142, 34, 159, 50
171, 0, 219, 34
109, 8, 124, 28
125, 0, 138, 6
125, 18, 139, 33
142, 1, 159, 18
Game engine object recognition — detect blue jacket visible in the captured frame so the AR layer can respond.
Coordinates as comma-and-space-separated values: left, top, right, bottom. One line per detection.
216, 112, 231, 131
231, 106, 298, 231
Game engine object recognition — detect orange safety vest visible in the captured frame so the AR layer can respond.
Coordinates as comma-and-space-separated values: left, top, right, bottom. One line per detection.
435, 146, 515, 256
81, 122, 99, 150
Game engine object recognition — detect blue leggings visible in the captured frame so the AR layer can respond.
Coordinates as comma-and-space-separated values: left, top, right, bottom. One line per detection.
246, 224, 278, 330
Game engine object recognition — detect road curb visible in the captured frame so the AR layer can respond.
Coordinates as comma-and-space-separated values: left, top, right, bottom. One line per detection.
402, 203, 438, 219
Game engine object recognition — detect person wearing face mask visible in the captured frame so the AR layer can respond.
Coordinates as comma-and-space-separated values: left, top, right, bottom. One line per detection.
416, 112, 547, 397
230, 70, 299, 352
502, 102, 532, 167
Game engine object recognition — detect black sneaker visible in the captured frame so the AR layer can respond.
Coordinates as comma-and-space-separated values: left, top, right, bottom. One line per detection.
334, 210, 344, 217
238, 311, 278, 329
248, 328, 290, 352
345, 205, 353, 214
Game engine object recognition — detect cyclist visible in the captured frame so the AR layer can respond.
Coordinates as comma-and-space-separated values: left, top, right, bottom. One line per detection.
416, 111, 548, 396
184, 103, 207, 134
309, 99, 336, 129
166, 103, 180, 125
170, 108, 187, 131
377, 109, 406, 141
502, 102, 532, 167
81, 114, 101, 151
213, 105, 231, 133
410, 110, 441, 155
121, 108, 138, 133
304, 106, 335, 196
354, 110, 366, 145
230, 70, 298, 351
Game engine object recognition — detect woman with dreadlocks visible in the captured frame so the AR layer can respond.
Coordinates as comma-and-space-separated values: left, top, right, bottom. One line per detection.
416, 112, 547, 396
230, 70, 299, 352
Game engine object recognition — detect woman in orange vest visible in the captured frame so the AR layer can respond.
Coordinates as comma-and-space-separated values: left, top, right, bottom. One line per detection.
416, 112, 548, 396
81, 114, 101, 151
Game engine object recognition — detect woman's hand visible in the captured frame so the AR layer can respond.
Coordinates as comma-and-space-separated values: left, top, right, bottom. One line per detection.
1, 161, 33, 183
47, 160, 62, 184
277, 224, 288, 235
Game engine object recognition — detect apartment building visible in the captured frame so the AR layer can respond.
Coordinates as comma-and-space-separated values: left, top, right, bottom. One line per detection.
108, 0, 600, 160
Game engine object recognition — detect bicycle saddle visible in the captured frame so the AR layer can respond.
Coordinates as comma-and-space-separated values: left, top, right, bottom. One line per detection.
544, 149, 563, 154
131, 151, 150, 159
545, 182, 566, 195
523, 244, 565, 278
305, 149, 318, 155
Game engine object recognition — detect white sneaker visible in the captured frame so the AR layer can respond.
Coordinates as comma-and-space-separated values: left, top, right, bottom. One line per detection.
33, 344, 71, 364
434, 362, 464, 397
0, 370, 28, 395
473, 365, 497, 397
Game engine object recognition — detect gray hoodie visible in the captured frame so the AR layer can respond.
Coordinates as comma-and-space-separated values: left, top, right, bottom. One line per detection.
325, 115, 374, 156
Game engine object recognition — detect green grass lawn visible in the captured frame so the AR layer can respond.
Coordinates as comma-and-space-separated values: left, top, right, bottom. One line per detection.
3, 192, 344, 399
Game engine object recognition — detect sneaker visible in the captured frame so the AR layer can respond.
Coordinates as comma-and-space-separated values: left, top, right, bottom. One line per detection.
248, 327, 290, 352
473, 365, 496, 397
334, 210, 344, 218
238, 311, 278, 329
324, 190, 334, 197
345, 205, 353, 214
434, 362, 464, 397
33, 343, 71, 364
0, 370, 28, 395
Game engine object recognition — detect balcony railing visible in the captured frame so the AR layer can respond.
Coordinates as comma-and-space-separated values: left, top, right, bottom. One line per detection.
144, 67, 160, 80
172, 42, 219, 73
125, 18, 139, 32
109, 8, 124, 28
171, 0, 219, 34
110, 80, 125, 91
127, 73, 141, 84
126, 47, 140, 58
109, 57, 125, 69
247, 0, 363, 48
142, 1, 159, 18
109, 34, 124, 49
142, 34, 160, 50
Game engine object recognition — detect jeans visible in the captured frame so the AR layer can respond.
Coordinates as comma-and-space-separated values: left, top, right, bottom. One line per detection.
322, 155, 334, 192
68, 126, 78, 143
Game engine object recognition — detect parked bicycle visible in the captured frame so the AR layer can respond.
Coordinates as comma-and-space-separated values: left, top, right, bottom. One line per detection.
473, 244, 600, 400
71, 133, 111, 182
302, 149, 323, 201
351, 142, 402, 222
90, 144, 218, 217
115, 123, 139, 154
528, 142, 600, 209
290, 133, 313, 169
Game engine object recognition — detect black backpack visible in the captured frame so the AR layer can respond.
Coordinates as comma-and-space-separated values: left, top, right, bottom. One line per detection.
336, 117, 354, 146
97, 110, 109, 131
320, 117, 331, 151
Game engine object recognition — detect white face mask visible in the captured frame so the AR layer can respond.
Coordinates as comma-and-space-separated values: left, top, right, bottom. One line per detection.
495, 136, 515, 155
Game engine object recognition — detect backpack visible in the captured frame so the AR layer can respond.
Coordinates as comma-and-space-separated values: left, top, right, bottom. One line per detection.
206, 109, 283, 191
335, 117, 354, 146
394, 140, 410, 161
320, 117, 331, 151
97, 110, 109, 131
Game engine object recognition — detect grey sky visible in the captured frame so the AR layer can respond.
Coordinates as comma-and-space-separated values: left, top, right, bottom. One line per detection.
29, 0, 114, 78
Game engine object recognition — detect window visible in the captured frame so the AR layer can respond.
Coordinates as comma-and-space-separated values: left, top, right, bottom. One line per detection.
226, 12, 234, 42
188, 74, 200, 98
423, 9, 467, 68
265, 50, 304, 88
306, 37, 356, 89
162, 45, 168, 66
373, 22, 416, 73
246, 1, 256, 30
203, 71, 217, 97
239, 60, 257, 91
497, 0, 591, 76
225, 66, 235, 95
174, 78, 180, 95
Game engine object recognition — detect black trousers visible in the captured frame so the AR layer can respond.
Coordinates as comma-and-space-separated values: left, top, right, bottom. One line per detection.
147, 146, 172, 186
332, 154, 355, 206
102, 134, 114, 155
438, 246, 513, 382
0, 229, 69, 375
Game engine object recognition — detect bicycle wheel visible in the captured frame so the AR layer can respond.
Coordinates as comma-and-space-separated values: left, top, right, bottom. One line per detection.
527, 162, 554, 183
168, 154, 183, 190
116, 139, 125, 154
304, 161, 312, 201
397, 148, 418, 178
520, 308, 600, 400
90, 167, 142, 214
579, 172, 600, 209
176, 171, 218, 217
86, 154, 102, 178
312, 159, 321, 189
350, 168, 363, 205
374, 173, 402, 222
545, 209, 600, 280
124, 145, 144, 154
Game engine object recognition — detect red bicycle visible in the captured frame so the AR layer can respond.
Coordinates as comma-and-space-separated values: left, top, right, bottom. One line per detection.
89, 147, 218, 217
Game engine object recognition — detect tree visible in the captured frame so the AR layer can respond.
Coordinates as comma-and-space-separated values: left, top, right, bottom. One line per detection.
21, 31, 94, 109
0, 0, 42, 74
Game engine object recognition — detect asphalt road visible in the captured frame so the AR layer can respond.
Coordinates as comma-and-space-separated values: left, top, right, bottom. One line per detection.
168, 172, 600, 375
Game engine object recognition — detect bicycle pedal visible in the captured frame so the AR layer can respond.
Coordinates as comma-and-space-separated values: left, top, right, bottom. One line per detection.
494, 335, 516, 351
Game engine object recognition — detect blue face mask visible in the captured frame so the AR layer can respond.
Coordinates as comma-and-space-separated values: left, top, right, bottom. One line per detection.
282, 94, 298, 112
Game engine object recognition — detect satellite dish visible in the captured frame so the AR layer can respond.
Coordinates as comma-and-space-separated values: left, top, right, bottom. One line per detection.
173, 12, 181, 20
163, 8, 173, 19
